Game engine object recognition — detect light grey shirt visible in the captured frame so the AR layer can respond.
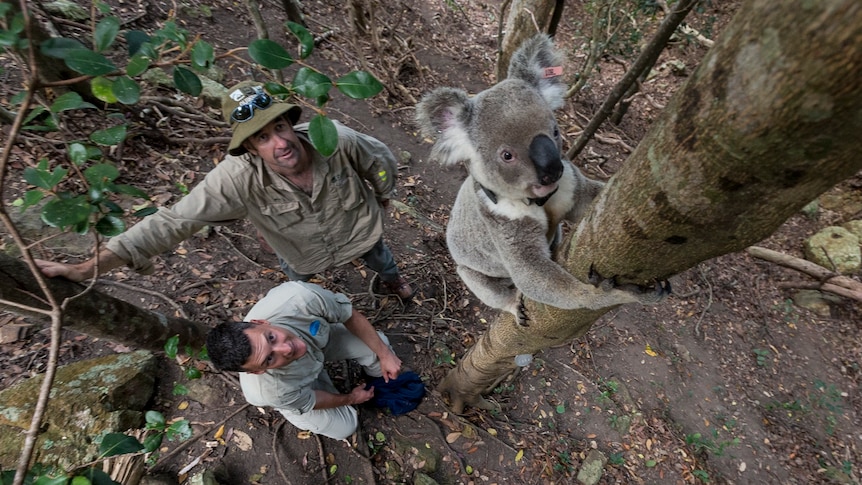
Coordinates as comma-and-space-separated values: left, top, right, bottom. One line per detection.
238, 282, 353, 414
107, 122, 397, 275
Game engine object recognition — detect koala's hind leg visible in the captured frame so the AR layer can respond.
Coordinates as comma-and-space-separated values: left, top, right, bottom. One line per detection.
456, 266, 528, 323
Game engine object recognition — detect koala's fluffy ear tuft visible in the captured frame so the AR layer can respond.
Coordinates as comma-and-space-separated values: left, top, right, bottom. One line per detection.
415, 87, 478, 166
507, 34, 566, 110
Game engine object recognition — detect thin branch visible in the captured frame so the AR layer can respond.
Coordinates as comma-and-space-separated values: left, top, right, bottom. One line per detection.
565, 0, 699, 160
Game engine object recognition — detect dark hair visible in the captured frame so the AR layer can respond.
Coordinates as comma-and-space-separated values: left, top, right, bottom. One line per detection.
206, 321, 253, 372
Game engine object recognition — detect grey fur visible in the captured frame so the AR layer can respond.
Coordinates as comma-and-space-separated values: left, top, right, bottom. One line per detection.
416, 34, 666, 320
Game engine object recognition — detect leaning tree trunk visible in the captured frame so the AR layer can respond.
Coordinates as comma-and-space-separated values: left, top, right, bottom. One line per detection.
0, 253, 209, 352
439, 0, 862, 413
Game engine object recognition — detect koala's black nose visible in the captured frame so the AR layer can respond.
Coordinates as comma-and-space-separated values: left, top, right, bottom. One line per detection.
530, 134, 563, 185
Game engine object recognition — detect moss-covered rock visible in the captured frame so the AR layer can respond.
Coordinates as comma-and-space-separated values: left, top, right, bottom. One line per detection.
0, 350, 157, 469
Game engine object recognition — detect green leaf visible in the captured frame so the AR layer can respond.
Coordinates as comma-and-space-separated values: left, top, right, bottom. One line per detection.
191, 40, 214, 69
164, 334, 180, 358
248, 39, 294, 69
336, 71, 383, 99
22, 105, 48, 126
77, 467, 117, 485
102, 200, 124, 215
94, 17, 120, 52
95, 215, 124, 236
293, 68, 332, 100
112, 76, 141, 105
173, 383, 189, 395
68, 143, 89, 165
145, 410, 166, 430
197, 346, 209, 360
50, 92, 96, 113
556, 404, 566, 414
133, 206, 158, 218
84, 163, 120, 186
65, 49, 117, 76
166, 419, 192, 441
21, 190, 45, 210
285, 21, 314, 59
328, 465, 337, 476
375, 431, 385, 442
91, 76, 118, 104
142, 433, 163, 453
99, 433, 145, 458
90, 125, 127, 146
173, 66, 202, 96
185, 367, 202, 379
112, 183, 148, 198
126, 54, 150, 77
41, 196, 91, 229
40, 37, 86, 58
24, 164, 67, 189
125, 30, 150, 56
308, 114, 338, 157
263, 81, 292, 97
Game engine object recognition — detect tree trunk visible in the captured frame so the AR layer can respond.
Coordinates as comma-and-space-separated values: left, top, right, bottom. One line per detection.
496, 0, 556, 81
440, 0, 862, 413
0, 254, 209, 352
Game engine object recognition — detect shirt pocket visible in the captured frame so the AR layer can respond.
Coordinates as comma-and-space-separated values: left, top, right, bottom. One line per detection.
330, 170, 366, 211
261, 200, 303, 228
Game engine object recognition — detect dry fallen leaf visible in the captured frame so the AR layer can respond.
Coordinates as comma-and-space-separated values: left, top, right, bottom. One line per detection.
231, 429, 253, 451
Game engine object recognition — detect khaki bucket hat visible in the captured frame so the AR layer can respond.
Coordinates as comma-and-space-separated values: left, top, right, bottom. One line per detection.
222, 81, 302, 156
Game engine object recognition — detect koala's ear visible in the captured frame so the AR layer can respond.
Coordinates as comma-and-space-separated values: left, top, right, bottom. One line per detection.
507, 34, 566, 110
416, 87, 477, 166
416, 87, 471, 135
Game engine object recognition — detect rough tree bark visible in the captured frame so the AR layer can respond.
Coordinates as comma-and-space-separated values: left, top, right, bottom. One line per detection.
0, 253, 209, 352
496, 0, 556, 81
439, 0, 862, 413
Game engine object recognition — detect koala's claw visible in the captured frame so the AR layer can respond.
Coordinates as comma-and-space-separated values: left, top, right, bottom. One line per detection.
589, 264, 672, 304
515, 293, 530, 327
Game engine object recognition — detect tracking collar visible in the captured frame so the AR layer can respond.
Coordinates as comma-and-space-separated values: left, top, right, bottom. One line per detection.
477, 180, 558, 207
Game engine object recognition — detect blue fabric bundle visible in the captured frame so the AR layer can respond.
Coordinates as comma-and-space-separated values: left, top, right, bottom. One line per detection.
365, 371, 426, 415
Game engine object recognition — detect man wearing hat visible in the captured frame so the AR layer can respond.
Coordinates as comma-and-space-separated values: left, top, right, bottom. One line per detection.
36, 81, 414, 299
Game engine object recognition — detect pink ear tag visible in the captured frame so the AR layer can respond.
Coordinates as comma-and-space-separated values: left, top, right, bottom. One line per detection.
543, 66, 563, 78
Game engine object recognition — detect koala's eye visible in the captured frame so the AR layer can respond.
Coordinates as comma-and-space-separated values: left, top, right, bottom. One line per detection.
501, 150, 514, 162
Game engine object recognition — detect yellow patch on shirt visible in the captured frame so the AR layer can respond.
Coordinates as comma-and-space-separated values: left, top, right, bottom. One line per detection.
378, 170, 388, 181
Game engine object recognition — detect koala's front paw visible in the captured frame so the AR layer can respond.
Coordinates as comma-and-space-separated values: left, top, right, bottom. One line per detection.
588, 264, 671, 305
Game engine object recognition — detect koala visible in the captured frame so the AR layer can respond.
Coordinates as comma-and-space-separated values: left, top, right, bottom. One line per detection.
416, 34, 668, 323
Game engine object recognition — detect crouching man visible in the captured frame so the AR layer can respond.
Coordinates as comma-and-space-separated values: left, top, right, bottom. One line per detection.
206, 281, 402, 440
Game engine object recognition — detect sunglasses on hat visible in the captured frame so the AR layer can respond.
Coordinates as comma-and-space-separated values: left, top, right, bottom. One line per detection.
231, 86, 273, 123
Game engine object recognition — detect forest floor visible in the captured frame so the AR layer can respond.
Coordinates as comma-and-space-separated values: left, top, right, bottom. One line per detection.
2, 0, 862, 484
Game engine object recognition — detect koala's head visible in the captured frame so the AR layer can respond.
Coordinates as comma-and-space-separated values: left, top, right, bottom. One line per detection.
416, 35, 567, 201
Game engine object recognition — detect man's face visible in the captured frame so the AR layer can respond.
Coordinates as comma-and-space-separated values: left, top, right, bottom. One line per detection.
244, 117, 310, 177
241, 319, 308, 374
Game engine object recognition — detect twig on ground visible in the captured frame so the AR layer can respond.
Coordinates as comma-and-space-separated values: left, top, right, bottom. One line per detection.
150, 403, 251, 472
272, 420, 293, 485
746, 245, 862, 303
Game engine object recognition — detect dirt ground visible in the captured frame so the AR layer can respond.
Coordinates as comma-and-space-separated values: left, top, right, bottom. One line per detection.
2, 0, 862, 484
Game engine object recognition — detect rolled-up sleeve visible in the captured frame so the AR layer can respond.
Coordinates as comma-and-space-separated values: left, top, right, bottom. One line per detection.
240, 365, 318, 414
106, 160, 250, 273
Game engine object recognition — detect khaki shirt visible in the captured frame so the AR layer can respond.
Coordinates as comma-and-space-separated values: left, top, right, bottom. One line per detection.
238, 282, 353, 414
107, 122, 397, 275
